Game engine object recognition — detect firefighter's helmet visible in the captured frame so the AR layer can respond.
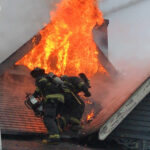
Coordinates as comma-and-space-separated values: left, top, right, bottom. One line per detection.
79, 73, 91, 88
30, 67, 45, 78
48, 72, 55, 78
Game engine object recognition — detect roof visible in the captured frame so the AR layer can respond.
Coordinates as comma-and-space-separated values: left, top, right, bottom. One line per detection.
83, 71, 150, 140
2, 64, 149, 142
0, 19, 131, 140
1, 51, 149, 142
0, 66, 47, 134
0, 65, 102, 135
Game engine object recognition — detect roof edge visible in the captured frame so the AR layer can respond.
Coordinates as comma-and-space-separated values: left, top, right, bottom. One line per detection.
99, 76, 150, 140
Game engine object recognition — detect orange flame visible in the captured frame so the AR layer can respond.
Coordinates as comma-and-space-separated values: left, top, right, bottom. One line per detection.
85, 100, 93, 105
87, 109, 95, 121
16, 0, 107, 77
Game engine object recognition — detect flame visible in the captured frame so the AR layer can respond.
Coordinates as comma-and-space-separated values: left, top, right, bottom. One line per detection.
85, 100, 93, 105
16, 0, 107, 77
87, 109, 95, 121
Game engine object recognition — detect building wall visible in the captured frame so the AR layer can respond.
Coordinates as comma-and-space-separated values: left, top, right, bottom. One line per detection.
112, 93, 150, 141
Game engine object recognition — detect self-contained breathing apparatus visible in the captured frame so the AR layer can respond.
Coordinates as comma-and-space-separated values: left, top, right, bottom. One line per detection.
24, 71, 91, 117
24, 73, 64, 118
24, 93, 44, 117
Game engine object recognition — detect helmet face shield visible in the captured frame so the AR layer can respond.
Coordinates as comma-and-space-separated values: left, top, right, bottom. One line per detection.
30, 67, 45, 78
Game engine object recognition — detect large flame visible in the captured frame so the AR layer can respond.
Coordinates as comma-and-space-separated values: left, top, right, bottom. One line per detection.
16, 0, 107, 77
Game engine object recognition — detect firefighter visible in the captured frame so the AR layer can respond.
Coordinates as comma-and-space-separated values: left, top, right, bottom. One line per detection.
58, 73, 91, 132
30, 67, 64, 144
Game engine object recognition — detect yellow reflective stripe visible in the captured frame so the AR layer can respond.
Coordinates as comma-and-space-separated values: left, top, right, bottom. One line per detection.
49, 134, 60, 139
47, 82, 51, 86
39, 77, 47, 83
64, 81, 69, 84
45, 94, 64, 103
70, 117, 80, 125
56, 116, 67, 132
61, 116, 66, 127
63, 88, 71, 93
78, 81, 84, 88
35, 87, 40, 92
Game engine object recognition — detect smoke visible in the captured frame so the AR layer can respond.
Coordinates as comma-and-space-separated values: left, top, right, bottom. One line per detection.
0, 0, 60, 64
106, 0, 150, 70
106, 0, 150, 97
85, 0, 150, 128
97, 0, 150, 82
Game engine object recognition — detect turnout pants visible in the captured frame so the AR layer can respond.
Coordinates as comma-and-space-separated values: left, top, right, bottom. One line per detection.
59, 93, 85, 126
43, 100, 59, 136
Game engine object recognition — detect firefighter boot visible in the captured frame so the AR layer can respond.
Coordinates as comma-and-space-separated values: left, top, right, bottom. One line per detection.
42, 134, 61, 144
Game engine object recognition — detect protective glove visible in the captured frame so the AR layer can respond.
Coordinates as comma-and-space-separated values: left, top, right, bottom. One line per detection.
84, 91, 91, 97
